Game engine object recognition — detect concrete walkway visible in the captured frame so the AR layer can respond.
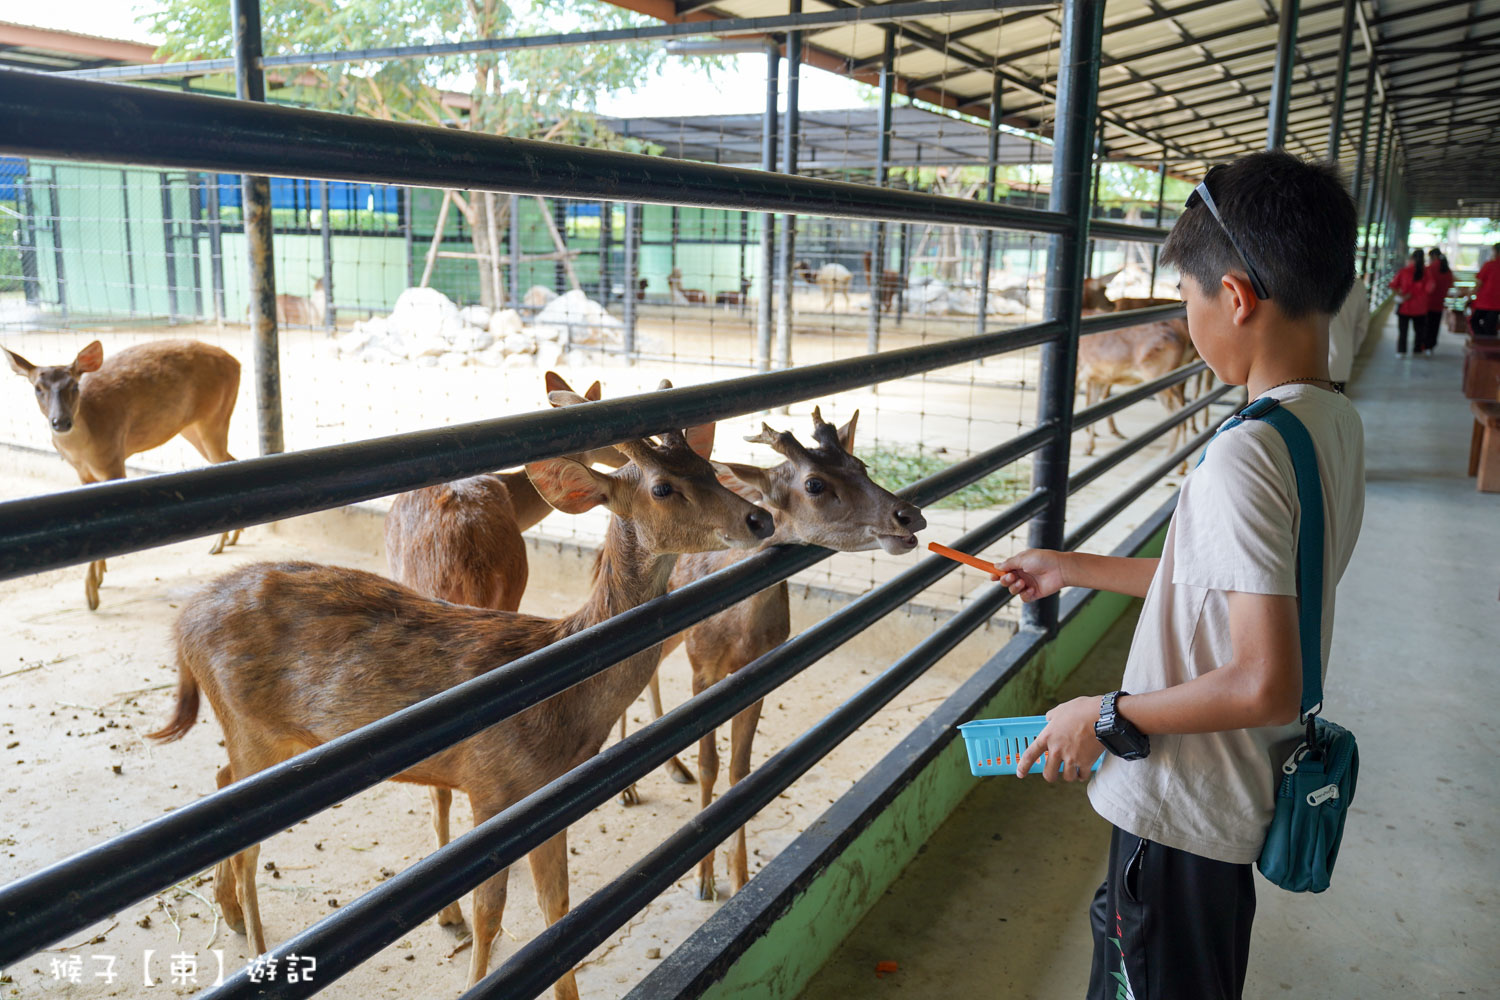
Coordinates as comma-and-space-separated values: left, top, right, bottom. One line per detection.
797, 316, 1500, 999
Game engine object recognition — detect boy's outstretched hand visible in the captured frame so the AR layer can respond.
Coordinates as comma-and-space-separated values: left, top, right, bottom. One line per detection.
990, 548, 1067, 603
1015, 695, 1105, 782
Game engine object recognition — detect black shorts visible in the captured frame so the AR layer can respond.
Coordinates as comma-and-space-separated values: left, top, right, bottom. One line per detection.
1087, 826, 1256, 1000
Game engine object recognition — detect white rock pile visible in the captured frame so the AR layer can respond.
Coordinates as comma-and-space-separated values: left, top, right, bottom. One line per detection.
336, 285, 622, 368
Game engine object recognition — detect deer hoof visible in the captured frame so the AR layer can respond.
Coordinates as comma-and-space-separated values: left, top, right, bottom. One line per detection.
209, 534, 226, 556
619, 784, 641, 807
695, 877, 719, 902
665, 757, 697, 785
84, 578, 100, 612
436, 902, 465, 927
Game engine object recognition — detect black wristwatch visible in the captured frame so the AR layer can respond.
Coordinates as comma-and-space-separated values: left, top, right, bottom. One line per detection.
1095, 690, 1150, 760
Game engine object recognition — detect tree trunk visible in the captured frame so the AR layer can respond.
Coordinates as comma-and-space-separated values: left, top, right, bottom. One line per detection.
467, 193, 510, 309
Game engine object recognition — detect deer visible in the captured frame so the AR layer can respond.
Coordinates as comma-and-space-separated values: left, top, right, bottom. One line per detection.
861, 251, 901, 313
3, 338, 242, 610
245, 277, 327, 328
148, 391, 774, 1000
666, 268, 707, 305
1076, 309, 1196, 461
616, 408, 926, 900
714, 278, 754, 312
384, 372, 626, 920
794, 260, 853, 312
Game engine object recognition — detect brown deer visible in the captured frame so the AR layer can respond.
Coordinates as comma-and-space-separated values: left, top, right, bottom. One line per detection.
794, 260, 854, 312
861, 251, 901, 313
619, 408, 926, 900
245, 278, 327, 328
148, 396, 773, 999
383, 372, 626, 928
1076, 309, 1196, 458
714, 278, 754, 311
3, 338, 242, 610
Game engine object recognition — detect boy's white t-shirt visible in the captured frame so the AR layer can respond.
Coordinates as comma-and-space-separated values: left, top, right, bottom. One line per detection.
1087, 383, 1365, 865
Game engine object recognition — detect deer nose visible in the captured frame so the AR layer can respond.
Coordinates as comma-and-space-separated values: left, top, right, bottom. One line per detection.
894, 505, 927, 532
746, 509, 774, 539
50, 417, 72, 433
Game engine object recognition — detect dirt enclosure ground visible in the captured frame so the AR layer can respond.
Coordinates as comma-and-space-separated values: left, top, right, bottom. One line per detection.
0, 309, 1200, 999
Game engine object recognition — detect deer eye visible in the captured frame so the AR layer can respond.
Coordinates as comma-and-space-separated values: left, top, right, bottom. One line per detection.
805, 478, 826, 496
651, 482, 673, 499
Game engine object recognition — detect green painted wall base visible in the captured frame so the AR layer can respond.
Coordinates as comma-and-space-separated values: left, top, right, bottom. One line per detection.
699, 522, 1168, 1000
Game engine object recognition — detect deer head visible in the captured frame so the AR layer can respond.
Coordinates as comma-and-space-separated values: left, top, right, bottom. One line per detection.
527, 380, 773, 554
4, 340, 103, 435
716, 408, 927, 554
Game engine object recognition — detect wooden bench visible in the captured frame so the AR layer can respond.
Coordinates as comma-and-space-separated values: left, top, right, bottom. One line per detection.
1470, 400, 1500, 493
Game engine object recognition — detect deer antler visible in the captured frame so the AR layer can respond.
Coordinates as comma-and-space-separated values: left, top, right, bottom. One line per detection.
744, 422, 810, 462
809, 406, 843, 453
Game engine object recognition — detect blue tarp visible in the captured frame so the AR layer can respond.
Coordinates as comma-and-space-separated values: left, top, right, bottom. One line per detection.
0, 156, 28, 202
212, 175, 400, 214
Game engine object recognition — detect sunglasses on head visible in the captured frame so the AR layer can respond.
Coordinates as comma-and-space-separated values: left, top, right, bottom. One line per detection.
1184, 164, 1272, 301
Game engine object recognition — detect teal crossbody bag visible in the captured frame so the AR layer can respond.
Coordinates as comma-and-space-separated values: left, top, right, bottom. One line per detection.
1204, 396, 1359, 893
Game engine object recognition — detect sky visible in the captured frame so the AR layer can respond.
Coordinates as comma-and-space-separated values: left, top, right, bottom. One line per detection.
0, 0, 875, 117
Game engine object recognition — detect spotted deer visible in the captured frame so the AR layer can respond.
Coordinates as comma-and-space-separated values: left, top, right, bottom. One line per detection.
383, 372, 625, 925
3, 338, 242, 609
619, 408, 927, 900
148, 394, 772, 999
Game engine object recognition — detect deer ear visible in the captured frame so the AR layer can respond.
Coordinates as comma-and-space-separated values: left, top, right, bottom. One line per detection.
3, 346, 35, 378
711, 461, 773, 505
526, 458, 611, 514
682, 422, 715, 460
72, 341, 104, 375
584, 380, 602, 402
548, 389, 589, 408
838, 410, 859, 453
544, 370, 572, 395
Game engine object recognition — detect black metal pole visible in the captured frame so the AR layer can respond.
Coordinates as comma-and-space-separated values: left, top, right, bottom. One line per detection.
755, 41, 779, 371
598, 198, 611, 304
403, 188, 415, 288
868, 29, 895, 353
159, 173, 180, 322
121, 171, 138, 315
1351, 59, 1375, 219
1327, 0, 1355, 159
509, 193, 522, 307
234, 0, 284, 455
775, 1, 802, 371
623, 202, 638, 358
1267, 0, 1301, 149
1086, 115, 1103, 275
1361, 109, 1386, 276
319, 179, 335, 331
1023, 0, 1103, 634
1147, 152, 1167, 294
206, 173, 226, 321
976, 74, 1002, 336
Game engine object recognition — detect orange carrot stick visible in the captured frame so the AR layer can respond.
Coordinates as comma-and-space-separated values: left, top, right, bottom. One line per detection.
927, 541, 1000, 576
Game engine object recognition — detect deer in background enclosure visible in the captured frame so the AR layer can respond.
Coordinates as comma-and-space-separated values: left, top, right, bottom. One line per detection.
149, 391, 773, 1000
862, 251, 901, 313
245, 277, 327, 328
1076, 310, 1196, 460
714, 278, 754, 312
667, 268, 707, 305
384, 372, 625, 917
795, 259, 853, 312
618, 408, 927, 900
3, 338, 242, 610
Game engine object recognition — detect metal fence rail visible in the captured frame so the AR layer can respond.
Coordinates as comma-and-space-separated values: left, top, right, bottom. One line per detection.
0, 0, 1221, 993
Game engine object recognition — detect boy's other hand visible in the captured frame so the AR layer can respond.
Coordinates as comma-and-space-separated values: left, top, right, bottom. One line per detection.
1016, 695, 1104, 783
991, 548, 1067, 602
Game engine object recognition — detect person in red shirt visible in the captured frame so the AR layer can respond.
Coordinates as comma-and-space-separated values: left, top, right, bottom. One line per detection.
1420, 248, 1454, 354
1472, 243, 1500, 340
1389, 248, 1430, 357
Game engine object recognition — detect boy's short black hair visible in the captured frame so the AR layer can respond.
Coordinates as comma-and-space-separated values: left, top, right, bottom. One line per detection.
1160, 151, 1357, 319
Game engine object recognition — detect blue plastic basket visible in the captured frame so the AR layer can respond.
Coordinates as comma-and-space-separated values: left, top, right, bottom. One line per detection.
957, 715, 1102, 777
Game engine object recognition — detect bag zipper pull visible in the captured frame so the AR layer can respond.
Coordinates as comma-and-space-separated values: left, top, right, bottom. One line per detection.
1305, 783, 1340, 807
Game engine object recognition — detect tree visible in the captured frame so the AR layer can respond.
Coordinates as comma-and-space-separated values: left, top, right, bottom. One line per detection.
146, 0, 711, 306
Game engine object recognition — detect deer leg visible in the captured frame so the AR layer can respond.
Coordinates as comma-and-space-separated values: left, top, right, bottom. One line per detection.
213, 764, 246, 935
466, 801, 513, 988
617, 711, 640, 807
527, 831, 580, 1000
726, 697, 765, 896
691, 669, 722, 901
183, 422, 242, 553
229, 839, 268, 956
1082, 383, 1100, 456
649, 663, 696, 785
429, 787, 465, 926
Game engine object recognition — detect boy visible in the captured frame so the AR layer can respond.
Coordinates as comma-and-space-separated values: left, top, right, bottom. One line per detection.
993, 151, 1365, 999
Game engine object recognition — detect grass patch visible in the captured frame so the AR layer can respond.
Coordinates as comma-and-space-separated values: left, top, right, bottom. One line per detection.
864, 445, 1031, 511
